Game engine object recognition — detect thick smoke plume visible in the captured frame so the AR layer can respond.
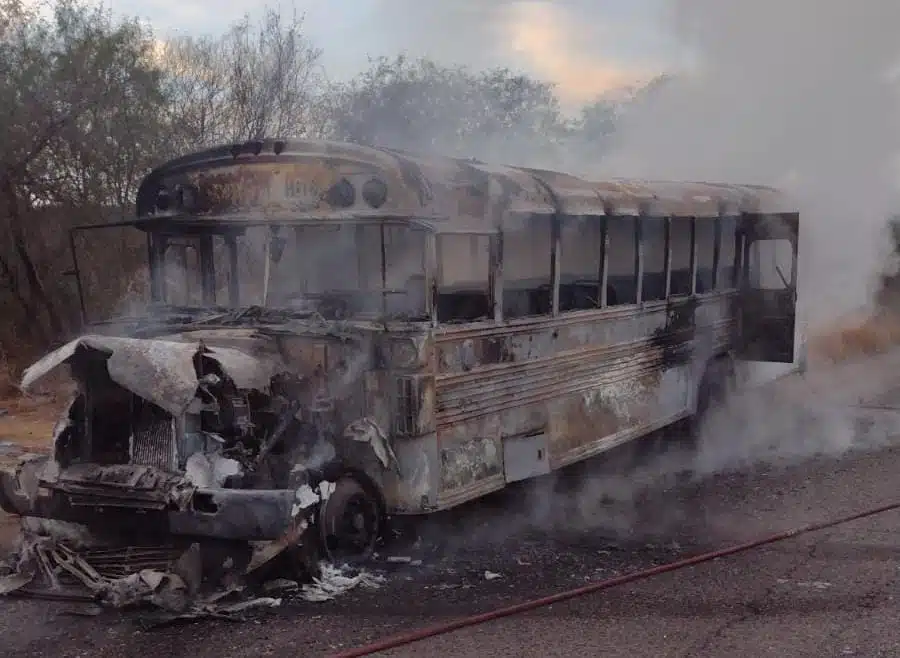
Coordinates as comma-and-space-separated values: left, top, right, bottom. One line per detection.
544, 0, 900, 541
601, 0, 900, 330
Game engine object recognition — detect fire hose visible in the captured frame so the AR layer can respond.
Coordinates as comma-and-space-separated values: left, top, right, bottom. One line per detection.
330, 500, 900, 657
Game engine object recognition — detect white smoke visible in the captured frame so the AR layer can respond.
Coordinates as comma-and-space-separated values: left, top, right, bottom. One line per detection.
438, 2, 900, 546
601, 0, 900, 330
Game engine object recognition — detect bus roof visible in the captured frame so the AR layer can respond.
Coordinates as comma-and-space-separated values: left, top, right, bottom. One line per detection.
134, 138, 797, 233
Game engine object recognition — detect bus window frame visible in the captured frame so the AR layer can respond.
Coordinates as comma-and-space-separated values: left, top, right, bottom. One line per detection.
498, 212, 556, 321
435, 208, 748, 327
555, 214, 607, 314
599, 212, 641, 309
693, 212, 745, 297
717, 213, 742, 291
637, 213, 673, 306
150, 230, 222, 306
692, 215, 716, 296
635, 214, 644, 305
432, 231, 496, 325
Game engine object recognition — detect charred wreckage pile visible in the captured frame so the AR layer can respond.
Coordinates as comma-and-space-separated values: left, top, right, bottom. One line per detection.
0, 333, 395, 624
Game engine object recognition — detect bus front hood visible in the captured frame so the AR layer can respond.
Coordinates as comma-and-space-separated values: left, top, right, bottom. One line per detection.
20, 334, 284, 415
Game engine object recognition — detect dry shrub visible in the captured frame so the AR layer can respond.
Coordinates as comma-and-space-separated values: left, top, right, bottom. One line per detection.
0, 365, 15, 400
807, 311, 900, 363
0, 343, 73, 415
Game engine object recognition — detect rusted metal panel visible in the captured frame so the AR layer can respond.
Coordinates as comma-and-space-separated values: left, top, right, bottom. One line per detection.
502, 432, 551, 483
514, 166, 606, 216
380, 432, 440, 513
429, 295, 736, 504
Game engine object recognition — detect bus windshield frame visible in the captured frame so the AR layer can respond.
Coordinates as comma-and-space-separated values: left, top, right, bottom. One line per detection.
145, 219, 432, 322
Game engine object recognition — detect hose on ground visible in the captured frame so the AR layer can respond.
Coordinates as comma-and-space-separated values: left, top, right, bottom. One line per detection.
331, 501, 900, 657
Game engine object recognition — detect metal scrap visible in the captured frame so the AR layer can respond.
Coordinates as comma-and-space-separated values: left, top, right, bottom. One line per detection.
263, 578, 300, 594
19, 335, 280, 416
0, 572, 33, 594
0, 532, 287, 625
344, 417, 400, 471
299, 563, 385, 602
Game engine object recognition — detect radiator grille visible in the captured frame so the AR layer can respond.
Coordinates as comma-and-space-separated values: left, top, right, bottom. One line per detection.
393, 376, 417, 437
392, 375, 433, 437
130, 403, 176, 471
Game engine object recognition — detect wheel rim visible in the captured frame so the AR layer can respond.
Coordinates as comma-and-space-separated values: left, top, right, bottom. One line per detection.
319, 477, 381, 561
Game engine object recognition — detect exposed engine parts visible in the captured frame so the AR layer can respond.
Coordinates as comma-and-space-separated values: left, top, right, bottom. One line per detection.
0, 333, 397, 609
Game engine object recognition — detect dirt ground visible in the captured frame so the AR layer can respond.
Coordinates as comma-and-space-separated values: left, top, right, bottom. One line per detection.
3, 358, 900, 657
0, 396, 58, 549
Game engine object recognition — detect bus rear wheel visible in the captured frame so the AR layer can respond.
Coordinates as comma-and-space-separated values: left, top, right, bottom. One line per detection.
681, 356, 735, 449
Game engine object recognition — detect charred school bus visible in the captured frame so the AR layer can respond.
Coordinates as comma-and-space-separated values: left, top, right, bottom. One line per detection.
0, 139, 800, 564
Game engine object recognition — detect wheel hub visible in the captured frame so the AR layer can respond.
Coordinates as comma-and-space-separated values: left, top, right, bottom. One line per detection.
318, 477, 381, 562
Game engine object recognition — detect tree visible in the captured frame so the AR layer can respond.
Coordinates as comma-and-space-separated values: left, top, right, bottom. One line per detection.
160, 8, 328, 150
326, 55, 573, 167
572, 74, 674, 163
0, 0, 170, 350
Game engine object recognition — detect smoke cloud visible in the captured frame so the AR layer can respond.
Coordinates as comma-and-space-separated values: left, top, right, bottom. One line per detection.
352, 0, 666, 109
601, 0, 900, 330
553, 1, 900, 539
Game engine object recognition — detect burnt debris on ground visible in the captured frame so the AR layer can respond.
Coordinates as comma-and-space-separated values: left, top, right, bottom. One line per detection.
0, 516, 386, 628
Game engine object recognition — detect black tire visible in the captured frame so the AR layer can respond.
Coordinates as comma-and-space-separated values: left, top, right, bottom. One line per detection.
318, 476, 384, 563
682, 356, 735, 448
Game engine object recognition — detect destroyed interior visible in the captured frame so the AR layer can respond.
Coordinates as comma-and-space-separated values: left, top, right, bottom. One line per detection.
0, 138, 800, 605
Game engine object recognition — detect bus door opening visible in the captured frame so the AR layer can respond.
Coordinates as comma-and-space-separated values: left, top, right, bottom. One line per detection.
736, 212, 799, 364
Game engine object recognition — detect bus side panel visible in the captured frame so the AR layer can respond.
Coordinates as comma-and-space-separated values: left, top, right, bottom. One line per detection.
432, 295, 735, 508
435, 419, 507, 510
381, 432, 443, 514
546, 358, 691, 469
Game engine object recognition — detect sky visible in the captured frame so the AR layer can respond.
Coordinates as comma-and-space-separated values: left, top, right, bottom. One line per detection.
101, 0, 687, 108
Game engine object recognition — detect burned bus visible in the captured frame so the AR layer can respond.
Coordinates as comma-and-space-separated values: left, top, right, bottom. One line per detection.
0, 139, 800, 568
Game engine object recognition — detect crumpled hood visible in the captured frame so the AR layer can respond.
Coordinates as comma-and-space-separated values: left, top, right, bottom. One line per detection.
21, 335, 283, 416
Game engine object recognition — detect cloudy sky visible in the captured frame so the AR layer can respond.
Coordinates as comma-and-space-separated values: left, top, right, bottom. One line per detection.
102, 0, 687, 107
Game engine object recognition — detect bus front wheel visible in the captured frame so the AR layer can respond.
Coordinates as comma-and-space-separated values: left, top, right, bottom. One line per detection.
318, 475, 384, 563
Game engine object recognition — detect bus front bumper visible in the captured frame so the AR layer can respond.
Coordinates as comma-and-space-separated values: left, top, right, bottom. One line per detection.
0, 459, 302, 542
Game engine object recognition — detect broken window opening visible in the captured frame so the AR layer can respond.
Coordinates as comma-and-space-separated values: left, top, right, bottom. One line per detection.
502, 214, 553, 318
695, 218, 717, 294
436, 233, 492, 323
559, 215, 604, 312
149, 222, 428, 320
747, 238, 795, 290
267, 223, 428, 320
160, 238, 205, 306
641, 217, 667, 302
669, 217, 694, 297
718, 216, 739, 290
212, 234, 238, 306
606, 216, 637, 306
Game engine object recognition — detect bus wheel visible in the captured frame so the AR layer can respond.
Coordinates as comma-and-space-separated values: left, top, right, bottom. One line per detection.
683, 356, 735, 448
318, 476, 383, 563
